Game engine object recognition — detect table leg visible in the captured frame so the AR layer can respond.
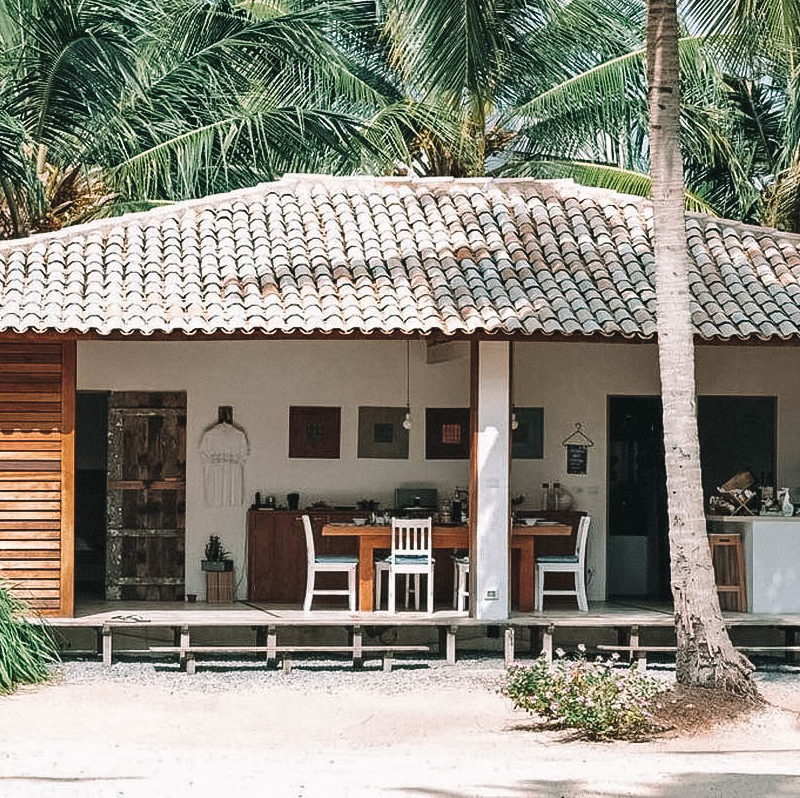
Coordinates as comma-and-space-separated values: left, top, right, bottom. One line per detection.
358, 538, 377, 611
519, 538, 535, 612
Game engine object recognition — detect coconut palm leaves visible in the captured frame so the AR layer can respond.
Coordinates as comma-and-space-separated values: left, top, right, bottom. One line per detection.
0, 0, 415, 235
0, 579, 59, 694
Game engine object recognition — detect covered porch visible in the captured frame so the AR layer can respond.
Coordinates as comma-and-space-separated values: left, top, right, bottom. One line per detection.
3, 175, 800, 634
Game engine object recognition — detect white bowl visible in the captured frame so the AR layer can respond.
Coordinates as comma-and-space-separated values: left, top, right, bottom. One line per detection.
352, 518, 367, 526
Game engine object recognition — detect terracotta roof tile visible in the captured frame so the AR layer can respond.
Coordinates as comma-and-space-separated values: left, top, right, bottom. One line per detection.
3, 175, 800, 338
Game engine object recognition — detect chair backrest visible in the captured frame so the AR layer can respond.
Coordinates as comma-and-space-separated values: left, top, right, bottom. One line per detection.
301, 514, 315, 568
574, 516, 591, 563
391, 517, 432, 563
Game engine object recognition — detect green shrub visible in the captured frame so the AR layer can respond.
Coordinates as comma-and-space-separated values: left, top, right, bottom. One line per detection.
502, 646, 666, 740
0, 579, 59, 694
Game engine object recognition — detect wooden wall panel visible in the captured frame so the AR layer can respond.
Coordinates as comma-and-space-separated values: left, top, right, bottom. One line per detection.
0, 341, 74, 616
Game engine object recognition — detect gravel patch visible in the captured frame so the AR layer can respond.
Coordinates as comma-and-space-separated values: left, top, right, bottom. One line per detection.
55, 655, 510, 695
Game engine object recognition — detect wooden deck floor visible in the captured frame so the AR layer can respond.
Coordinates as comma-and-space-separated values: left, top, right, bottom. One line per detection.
38, 599, 800, 629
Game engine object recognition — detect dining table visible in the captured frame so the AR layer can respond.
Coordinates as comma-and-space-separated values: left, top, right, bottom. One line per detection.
321, 521, 573, 612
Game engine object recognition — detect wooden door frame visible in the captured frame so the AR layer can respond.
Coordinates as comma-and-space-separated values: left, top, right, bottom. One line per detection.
59, 341, 76, 617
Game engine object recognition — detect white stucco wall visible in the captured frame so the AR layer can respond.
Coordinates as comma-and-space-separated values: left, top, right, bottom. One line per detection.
78, 340, 471, 598
78, 338, 800, 602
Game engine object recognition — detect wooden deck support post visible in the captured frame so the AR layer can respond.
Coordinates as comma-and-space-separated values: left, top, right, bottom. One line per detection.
101, 625, 112, 667
504, 627, 515, 668
469, 341, 511, 622
628, 625, 640, 663
542, 624, 555, 663
178, 625, 190, 672
267, 624, 277, 667
352, 625, 363, 669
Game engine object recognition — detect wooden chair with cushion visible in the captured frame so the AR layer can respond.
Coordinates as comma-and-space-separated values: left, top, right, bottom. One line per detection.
374, 518, 434, 613
302, 515, 358, 611
535, 515, 591, 612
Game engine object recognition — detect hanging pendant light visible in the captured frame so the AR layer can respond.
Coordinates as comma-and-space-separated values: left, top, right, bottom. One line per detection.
402, 340, 412, 429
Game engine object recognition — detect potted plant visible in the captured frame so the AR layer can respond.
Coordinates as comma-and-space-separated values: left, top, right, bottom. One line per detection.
201, 535, 234, 572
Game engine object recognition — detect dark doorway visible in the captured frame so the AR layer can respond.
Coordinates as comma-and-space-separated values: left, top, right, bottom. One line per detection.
607, 397, 669, 601
75, 392, 109, 600
697, 396, 777, 500
607, 394, 777, 602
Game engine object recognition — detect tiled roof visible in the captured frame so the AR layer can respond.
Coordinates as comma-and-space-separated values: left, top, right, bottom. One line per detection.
2, 175, 800, 339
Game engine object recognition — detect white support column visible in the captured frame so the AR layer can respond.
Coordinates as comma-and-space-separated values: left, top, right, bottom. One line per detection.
469, 341, 512, 621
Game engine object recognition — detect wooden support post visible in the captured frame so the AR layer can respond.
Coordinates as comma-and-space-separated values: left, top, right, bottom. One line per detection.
628, 626, 640, 663
282, 655, 293, 674
95, 628, 104, 658
383, 652, 394, 673
352, 625, 363, 669
178, 625, 190, 672
504, 627, 515, 668
185, 652, 196, 675
267, 625, 277, 667
542, 624, 554, 663
446, 625, 457, 666
469, 341, 511, 621
636, 651, 647, 673
102, 625, 112, 668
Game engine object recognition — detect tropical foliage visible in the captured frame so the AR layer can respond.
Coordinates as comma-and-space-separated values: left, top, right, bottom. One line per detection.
0, 0, 798, 238
0, 579, 59, 694
503, 647, 666, 740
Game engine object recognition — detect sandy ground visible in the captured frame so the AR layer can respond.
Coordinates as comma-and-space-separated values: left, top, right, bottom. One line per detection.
1, 660, 799, 798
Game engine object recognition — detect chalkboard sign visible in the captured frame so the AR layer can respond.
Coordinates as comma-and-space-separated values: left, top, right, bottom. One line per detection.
566, 444, 588, 475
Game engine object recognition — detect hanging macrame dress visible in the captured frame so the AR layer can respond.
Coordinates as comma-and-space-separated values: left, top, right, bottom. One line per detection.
199, 422, 250, 507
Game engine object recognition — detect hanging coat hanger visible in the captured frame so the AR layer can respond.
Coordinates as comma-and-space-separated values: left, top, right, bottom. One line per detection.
562, 422, 594, 448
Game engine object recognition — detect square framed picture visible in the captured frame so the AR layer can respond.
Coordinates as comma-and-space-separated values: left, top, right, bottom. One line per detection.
288, 406, 341, 458
358, 407, 409, 459
425, 407, 470, 460
512, 407, 544, 459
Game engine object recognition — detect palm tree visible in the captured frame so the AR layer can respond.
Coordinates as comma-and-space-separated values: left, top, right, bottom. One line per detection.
645, 0, 755, 694
0, 0, 414, 238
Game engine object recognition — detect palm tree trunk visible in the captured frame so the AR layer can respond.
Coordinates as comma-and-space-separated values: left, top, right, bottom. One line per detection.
646, 0, 755, 695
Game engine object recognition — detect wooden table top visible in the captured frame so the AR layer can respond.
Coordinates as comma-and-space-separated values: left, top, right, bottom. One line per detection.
322, 522, 572, 538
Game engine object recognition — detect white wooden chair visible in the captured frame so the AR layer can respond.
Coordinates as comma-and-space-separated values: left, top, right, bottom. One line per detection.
451, 555, 469, 612
535, 516, 591, 612
301, 515, 358, 611
374, 518, 434, 613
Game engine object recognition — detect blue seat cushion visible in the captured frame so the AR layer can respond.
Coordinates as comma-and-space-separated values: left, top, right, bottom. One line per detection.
377, 554, 432, 565
536, 555, 579, 563
315, 555, 358, 564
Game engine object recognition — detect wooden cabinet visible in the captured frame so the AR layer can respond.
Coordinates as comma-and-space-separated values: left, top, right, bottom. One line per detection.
247, 509, 356, 603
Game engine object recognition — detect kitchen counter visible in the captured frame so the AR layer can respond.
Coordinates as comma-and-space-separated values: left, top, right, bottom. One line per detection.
707, 515, 800, 612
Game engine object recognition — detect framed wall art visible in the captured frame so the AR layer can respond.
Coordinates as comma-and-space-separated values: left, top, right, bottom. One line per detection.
288, 406, 341, 459
512, 407, 544, 459
357, 407, 409, 459
425, 407, 470, 460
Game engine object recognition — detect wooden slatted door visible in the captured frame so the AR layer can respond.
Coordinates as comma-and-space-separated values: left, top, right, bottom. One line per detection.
0, 341, 75, 616
106, 392, 186, 601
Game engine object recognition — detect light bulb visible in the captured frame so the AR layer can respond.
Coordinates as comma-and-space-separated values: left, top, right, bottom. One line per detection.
402, 410, 412, 430
511, 412, 519, 431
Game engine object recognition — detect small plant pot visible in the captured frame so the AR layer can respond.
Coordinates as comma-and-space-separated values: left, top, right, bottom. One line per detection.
201, 560, 227, 572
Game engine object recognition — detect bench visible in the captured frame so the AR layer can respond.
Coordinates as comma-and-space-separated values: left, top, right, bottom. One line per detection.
598, 643, 800, 671
149, 644, 430, 674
